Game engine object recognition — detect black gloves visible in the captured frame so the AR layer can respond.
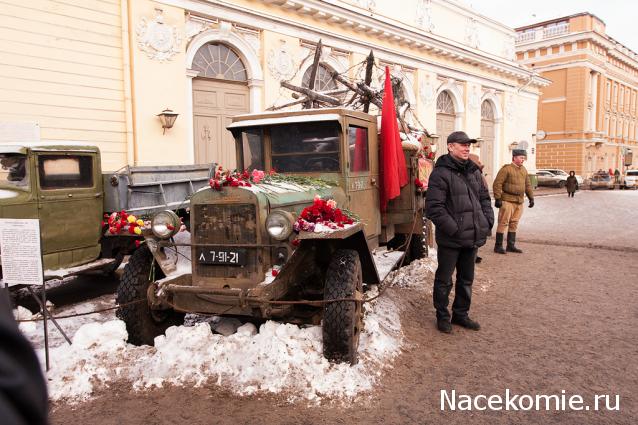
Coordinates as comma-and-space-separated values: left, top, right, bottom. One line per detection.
495, 199, 502, 208
528, 199, 534, 208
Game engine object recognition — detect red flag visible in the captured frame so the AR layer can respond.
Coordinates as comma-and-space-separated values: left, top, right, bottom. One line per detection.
379, 66, 408, 211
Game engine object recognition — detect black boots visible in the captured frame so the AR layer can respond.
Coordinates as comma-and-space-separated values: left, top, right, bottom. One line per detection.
437, 319, 452, 333
506, 232, 523, 253
494, 232, 506, 254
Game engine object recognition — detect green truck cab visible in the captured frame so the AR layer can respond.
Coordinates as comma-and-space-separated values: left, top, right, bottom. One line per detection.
118, 108, 430, 364
0, 143, 210, 282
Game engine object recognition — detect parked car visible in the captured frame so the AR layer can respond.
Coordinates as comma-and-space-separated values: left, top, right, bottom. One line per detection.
589, 173, 614, 190
537, 168, 584, 185
536, 170, 567, 187
623, 170, 638, 189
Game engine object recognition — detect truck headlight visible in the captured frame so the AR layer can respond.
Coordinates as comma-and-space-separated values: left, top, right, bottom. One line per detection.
265, 210, 294, 240
151, 210, 180, 239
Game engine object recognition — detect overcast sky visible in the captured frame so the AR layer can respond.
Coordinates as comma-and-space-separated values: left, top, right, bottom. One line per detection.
462, 0, 638, 52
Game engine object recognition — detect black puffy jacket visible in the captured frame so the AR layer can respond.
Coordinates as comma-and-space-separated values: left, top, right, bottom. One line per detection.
425, 154, 494, 249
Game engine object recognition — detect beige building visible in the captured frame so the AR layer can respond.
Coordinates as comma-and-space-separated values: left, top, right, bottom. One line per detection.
1, 0, 547, 183
515, 13, 638, 176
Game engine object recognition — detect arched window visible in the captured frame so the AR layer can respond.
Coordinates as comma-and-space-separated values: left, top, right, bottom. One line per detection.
481, 100, 494, 120
302, 64, 338, 91
436, 91, 455, 114
192, 43, 247, 81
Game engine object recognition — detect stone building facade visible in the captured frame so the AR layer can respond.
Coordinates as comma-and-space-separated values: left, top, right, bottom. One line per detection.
515, 13, 638, 176
1, 0, 547, 183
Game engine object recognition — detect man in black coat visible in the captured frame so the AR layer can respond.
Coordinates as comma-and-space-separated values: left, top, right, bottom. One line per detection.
0, 289, 48, 425
425, 131, 494, 333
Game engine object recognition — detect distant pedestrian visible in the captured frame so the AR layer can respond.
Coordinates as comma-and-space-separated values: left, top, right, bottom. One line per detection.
492, 149, 534, 254
614, 169, 621, 185
426, 132, 494, 333
566, 171, 578, 197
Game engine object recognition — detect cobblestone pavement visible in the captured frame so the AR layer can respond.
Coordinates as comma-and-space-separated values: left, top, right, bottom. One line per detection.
502, 189, 638, 250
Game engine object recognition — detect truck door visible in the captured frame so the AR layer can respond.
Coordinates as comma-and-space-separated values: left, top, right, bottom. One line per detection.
36, 152, 103, 270
344, 119, 380, 240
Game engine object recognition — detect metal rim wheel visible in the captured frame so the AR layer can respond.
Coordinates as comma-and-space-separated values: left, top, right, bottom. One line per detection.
116, 246, 184, 346
322, 249, 364, 365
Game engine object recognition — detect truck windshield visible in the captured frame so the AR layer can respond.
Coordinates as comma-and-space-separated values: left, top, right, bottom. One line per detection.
238, 128, 264, 171
0, 154, 28, 188
270, 121, 341, 173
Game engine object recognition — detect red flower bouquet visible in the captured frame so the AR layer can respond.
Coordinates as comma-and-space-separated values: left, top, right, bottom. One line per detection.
293, 196, 356, 232
208, 166, 274, 191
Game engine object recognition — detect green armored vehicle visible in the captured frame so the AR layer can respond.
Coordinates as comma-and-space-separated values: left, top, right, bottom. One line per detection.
0, 143, 210, 283
117, 108, 429, 364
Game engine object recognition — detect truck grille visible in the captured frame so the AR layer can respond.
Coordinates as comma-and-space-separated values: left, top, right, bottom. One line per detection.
193, 203, 260, 280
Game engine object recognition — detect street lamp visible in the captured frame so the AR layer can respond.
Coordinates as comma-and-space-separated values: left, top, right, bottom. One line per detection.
157, 108, 179, 135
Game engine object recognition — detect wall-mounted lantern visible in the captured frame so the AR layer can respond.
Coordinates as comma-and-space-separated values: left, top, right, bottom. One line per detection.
157, 108, 179, 135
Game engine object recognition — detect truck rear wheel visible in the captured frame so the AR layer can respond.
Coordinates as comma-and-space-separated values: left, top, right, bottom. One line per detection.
322, 249, 363, 365
116, 246, 184, 346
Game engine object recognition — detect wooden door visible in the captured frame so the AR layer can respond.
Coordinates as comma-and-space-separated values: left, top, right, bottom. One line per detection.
36, 153, 102, 269
193, 79, 249, 167
436, 113, 455, 156
480, 119, 495, 183
345, 120, 380, 240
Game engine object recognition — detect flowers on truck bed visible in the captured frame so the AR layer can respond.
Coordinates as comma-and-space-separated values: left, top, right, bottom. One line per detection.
102, 210, 146, 235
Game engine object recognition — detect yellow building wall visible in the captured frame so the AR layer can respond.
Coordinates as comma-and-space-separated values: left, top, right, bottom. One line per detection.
0, 0, 128, 171
536, 143, 585, 175
126, 1, 191, 166
564, 67, 588, 134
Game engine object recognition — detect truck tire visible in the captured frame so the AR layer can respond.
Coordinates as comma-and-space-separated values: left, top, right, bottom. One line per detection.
407, 230, 427, 263
387, 231, 426, 265
322, 249, 363, 365
116, 246, 184, 346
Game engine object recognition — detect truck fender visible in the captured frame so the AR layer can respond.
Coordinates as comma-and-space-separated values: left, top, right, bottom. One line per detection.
143, 232, 192, 278
307, 230, 380, 285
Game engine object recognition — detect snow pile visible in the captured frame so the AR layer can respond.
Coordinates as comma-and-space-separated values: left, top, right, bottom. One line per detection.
387, 253, 438, 290
44, 296, 402, 403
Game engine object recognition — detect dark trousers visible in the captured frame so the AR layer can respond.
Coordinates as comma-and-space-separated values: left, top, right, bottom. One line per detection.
433, 246, 477, 321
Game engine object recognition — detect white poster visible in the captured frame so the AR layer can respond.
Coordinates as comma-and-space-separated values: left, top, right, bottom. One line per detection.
0, 219, 43, 286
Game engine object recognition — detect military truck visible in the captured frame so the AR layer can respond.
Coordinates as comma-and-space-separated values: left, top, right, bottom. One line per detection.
0, 143, 210, 283
117, 108, 429, 364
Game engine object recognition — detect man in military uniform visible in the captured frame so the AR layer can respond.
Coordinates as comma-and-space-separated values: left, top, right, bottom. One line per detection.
492, 149, 534, 254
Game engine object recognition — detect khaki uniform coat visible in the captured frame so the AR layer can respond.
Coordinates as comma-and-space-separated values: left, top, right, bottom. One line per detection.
492, 163, 534, 204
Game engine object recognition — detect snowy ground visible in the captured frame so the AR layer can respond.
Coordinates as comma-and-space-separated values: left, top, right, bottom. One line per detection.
14, 255, 439, 404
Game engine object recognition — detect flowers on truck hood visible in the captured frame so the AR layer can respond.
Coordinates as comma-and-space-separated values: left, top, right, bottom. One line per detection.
293, 197, 356, 232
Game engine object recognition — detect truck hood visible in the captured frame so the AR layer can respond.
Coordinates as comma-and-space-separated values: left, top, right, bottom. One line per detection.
239, 181, 346, 209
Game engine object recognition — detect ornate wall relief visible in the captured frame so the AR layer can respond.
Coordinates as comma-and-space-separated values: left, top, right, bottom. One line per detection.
464, 17, 480, 49
419, 75, 436, 106
501, 36, 515, 60
136, 8, 182, 62
415, 0, 435, 32
505, 93, 518, 121
267, 40, 296, 81
235, 26, 261, 59
357, 0, 377, 11
468, 85, 480, 112
185, 16, 209, 41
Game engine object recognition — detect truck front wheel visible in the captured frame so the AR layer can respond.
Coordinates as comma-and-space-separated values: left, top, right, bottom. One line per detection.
322, 249, 363, 365
116, 246, 184, 346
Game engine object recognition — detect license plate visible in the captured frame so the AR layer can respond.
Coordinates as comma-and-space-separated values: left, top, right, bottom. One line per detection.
196, 248, 246, 266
